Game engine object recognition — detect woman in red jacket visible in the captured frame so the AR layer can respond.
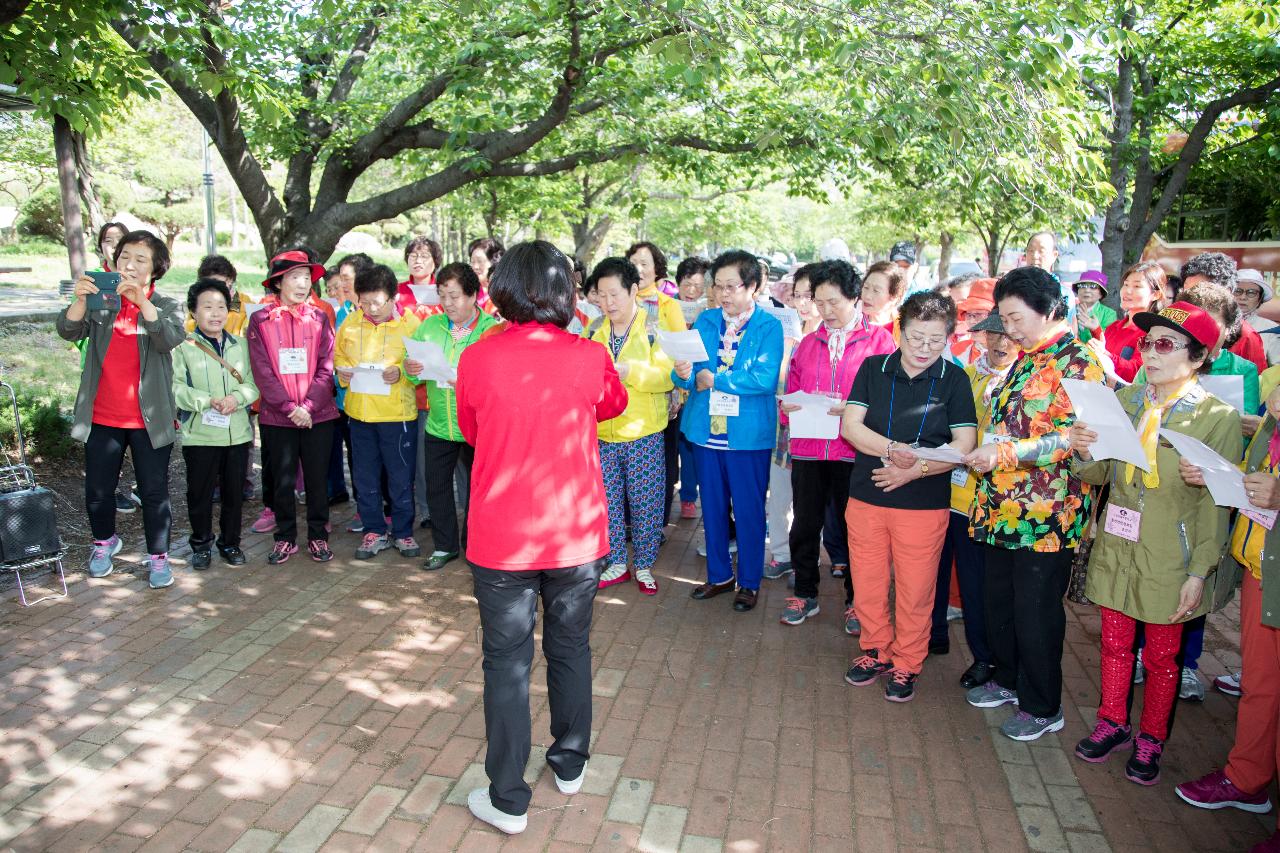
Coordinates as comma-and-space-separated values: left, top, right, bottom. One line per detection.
1098, 261, 1166, 383
455, 241, 627, 836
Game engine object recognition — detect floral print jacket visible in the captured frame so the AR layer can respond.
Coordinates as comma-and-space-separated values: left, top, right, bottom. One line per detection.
969, 329, 1104, 552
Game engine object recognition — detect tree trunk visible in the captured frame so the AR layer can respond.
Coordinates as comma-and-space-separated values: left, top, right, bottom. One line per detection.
71, 128, 105, 241
52, 115, 87, 281
937, 230, 954, 281
1099, 23, 1135, 312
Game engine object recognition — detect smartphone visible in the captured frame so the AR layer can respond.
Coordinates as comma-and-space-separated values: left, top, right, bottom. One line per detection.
85, 271, 121, 311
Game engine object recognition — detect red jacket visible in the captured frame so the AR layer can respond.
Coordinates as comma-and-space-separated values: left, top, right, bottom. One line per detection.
1103, 318, 1144, 383
456, 322, 627, 571
1231, 322, 1269, 375
246, 302, 340, 427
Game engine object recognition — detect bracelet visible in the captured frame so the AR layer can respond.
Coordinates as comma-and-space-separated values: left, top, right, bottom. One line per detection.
886, 440, 897, 456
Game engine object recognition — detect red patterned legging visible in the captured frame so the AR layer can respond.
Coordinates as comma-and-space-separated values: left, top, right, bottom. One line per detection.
1098, 607, 1185, 741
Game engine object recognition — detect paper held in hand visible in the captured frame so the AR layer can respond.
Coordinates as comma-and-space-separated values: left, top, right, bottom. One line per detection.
1160, 428, 1280, 524
350, 363, 392, 396
403, 338, 457, 384
656, 330, 710, 363
779, 390, 841, 440
409, 284, 440, 306
1200, 374, 1245, 413
762, 305, 803, 339
1060, 378, 1150, 471
911, 445, 967, 464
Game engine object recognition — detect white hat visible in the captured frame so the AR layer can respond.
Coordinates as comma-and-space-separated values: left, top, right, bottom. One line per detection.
819, 238, 851, 263
1239, 268, 1273, 302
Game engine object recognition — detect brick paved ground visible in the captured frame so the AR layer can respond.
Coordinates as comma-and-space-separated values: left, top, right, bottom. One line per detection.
0, 510, 1274, 852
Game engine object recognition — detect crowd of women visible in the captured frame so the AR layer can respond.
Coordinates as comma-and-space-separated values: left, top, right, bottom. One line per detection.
54, 225, 1280, 850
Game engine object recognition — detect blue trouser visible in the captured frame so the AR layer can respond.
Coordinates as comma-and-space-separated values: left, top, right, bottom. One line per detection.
930, 511, 992, 663
349, 418, 418, 540
693, 445, 770, 591
327, 412, 352, 498
822, 494, 850, 566
600, 433, 666, 572
678, 435, 699, 503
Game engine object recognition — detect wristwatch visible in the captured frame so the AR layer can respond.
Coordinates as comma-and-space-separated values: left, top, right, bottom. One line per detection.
920, 461, 930, 476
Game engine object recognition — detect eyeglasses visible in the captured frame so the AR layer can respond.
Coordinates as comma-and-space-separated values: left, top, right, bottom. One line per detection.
712, 283, 746, 294
904, 334, 948, 350
1136, 335, 1189, 355
792, 292, 812, 302
1075, 283, 1100, 291
1234, 287, 1263, 299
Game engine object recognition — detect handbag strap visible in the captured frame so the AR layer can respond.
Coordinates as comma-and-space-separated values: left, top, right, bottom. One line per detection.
186, 337, 243, 383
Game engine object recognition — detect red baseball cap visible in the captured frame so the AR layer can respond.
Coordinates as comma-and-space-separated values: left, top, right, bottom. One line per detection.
1133, 301, 1219, 349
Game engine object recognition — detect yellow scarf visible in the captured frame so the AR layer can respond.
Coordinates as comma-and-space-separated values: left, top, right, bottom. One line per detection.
1126, 377, 1199, 488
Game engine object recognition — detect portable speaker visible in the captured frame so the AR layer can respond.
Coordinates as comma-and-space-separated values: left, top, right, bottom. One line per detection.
0, 487, 62, 563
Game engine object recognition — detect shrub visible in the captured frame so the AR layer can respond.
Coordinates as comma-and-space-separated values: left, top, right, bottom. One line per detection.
0, 392, 77, 461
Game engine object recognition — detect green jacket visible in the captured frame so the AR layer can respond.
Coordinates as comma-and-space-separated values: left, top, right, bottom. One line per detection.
1230, 415, 1280, 629
56, 292, 187, 449
404, 311, 498, 441
1077, 302, 1118, 344
171, 332, 260, 446
1072, 382, 1241, 623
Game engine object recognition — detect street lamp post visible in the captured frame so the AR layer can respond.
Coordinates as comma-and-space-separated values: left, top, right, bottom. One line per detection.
202, 129, 216, 255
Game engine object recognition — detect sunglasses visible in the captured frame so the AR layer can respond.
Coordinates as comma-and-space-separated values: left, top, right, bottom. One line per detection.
1136, 335, 1189, 355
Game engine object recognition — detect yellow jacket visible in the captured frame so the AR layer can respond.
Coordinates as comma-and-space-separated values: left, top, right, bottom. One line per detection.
334, 309, 420, 423
591, 310, 675, 442
637, 286, 686, 333
951, 363, 1005, 513
185, 300, 248, 337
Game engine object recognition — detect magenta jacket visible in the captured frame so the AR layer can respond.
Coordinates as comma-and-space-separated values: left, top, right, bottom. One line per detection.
785, 318, 895, 461
246, 302, 340, 427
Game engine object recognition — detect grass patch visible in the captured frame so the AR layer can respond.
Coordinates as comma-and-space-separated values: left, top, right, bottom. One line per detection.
0, 321, 80, 461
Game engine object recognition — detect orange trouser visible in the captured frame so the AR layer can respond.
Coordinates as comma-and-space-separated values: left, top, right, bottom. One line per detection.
846, 497, 949, 674
1226, 570, 1280, 812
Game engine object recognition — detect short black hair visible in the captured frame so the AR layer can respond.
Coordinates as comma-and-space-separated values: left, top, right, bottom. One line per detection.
468, 236, 505, 263
710, 250, 762, 294
1165, 274, 1184, 302
354, 263, 399, 299
586, 257, 641, 294
113, 231, 170, 282
675, 256, 710, 284
489, 240, 575, 327
97, 221, 127, 251
335, 252, 374, 275
899, 290, 958, 335
808, 260, 862, 302
436, 261, 481, 297
626, 241, 669, 280
791, 262, 820, 296
187, 277, 232, 314
994, 266, 1065, 320
404, 236, 443, 268
197, 254, 237, 283
1181, 252, 1238, 290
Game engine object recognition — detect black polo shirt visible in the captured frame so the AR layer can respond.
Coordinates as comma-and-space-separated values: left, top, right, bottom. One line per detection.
847, 351, 978, 510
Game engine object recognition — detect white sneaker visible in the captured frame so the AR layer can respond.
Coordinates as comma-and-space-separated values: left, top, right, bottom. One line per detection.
1213, 670, 1243, 697
1133, 650, 1145, 684
554, 765, 585, 795
1179, 667, 1205, 702
696, 539, 737, 557
466, 788, 526, 835
946, 606, 964, 622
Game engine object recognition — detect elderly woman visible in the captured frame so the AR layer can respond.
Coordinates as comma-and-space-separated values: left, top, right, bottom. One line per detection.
58, 231, 186, 589
675, 256, 711, 518
1098, 261, 1166, 383
173, 278, 260, 570
863, 260, 908, 342
1073, 271, 1117, 344
1069, 302, 1239, 785
396, 236, 442, 313
1175, 383, 1280, 847
1236, 268, 1280, 366
468, 236, 504, 313
674, 250, 784, 613
779, 260, 895, 628
840, 292, 978, 702
456, 241, 627, 836
404, 262, 496, 571
587, 257, 676, 594
963, 266, 1105, 741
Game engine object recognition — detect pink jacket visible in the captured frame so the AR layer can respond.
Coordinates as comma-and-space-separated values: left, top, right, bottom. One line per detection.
785, 318, 895, 461
246, 302, 340, 427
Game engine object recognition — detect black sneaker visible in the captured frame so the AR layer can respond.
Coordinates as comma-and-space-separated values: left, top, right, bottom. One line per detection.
218, 545, 247, 566
845, 650, 892, 686
1125, 733, 1164, 786
884, 669, 918, 703
191, 550, 212, 571
115, 492, 136, 514
1075, 719, 1131, 763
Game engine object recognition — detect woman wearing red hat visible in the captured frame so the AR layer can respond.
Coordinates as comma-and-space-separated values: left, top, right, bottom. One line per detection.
246, 249, 340, 564
1068, 301, 1240, 786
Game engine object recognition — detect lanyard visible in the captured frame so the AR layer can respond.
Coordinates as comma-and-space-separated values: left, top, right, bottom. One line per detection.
608, 314, 634, 362
886, 369, 938, 447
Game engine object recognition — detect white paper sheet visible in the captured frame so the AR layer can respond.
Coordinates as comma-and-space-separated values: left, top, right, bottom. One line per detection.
678, 299, 705, 327
762, 305, 803, 339
1201, 374, 1246, 413
780, 391, 842, 440
656, 329, 710, 363
911, 445, 967, 464
243, 301, 267, 319
1160, 429, 1277, 522
1060, 378, 1150, 471
409, 284, 440, 306
403, 338, 457, 385
350, 364, 391, 396
321, 297, 341, 311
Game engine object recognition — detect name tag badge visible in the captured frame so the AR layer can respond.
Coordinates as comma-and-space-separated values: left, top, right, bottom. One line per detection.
951, 467, 970, 488
279, 347, 308, 375
201, 409, 231, 428
709, 391, 740, 417
1104, 504, 1142, 542
1243, 507, 1279, 531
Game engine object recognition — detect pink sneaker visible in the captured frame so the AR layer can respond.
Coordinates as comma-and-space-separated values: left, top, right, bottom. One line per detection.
680, 501, 698, 519
1175, 769, 1273, 813
251, 508, 276, 534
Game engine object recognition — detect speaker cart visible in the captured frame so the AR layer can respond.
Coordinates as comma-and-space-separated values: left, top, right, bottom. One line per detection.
0, 381, 67, 605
